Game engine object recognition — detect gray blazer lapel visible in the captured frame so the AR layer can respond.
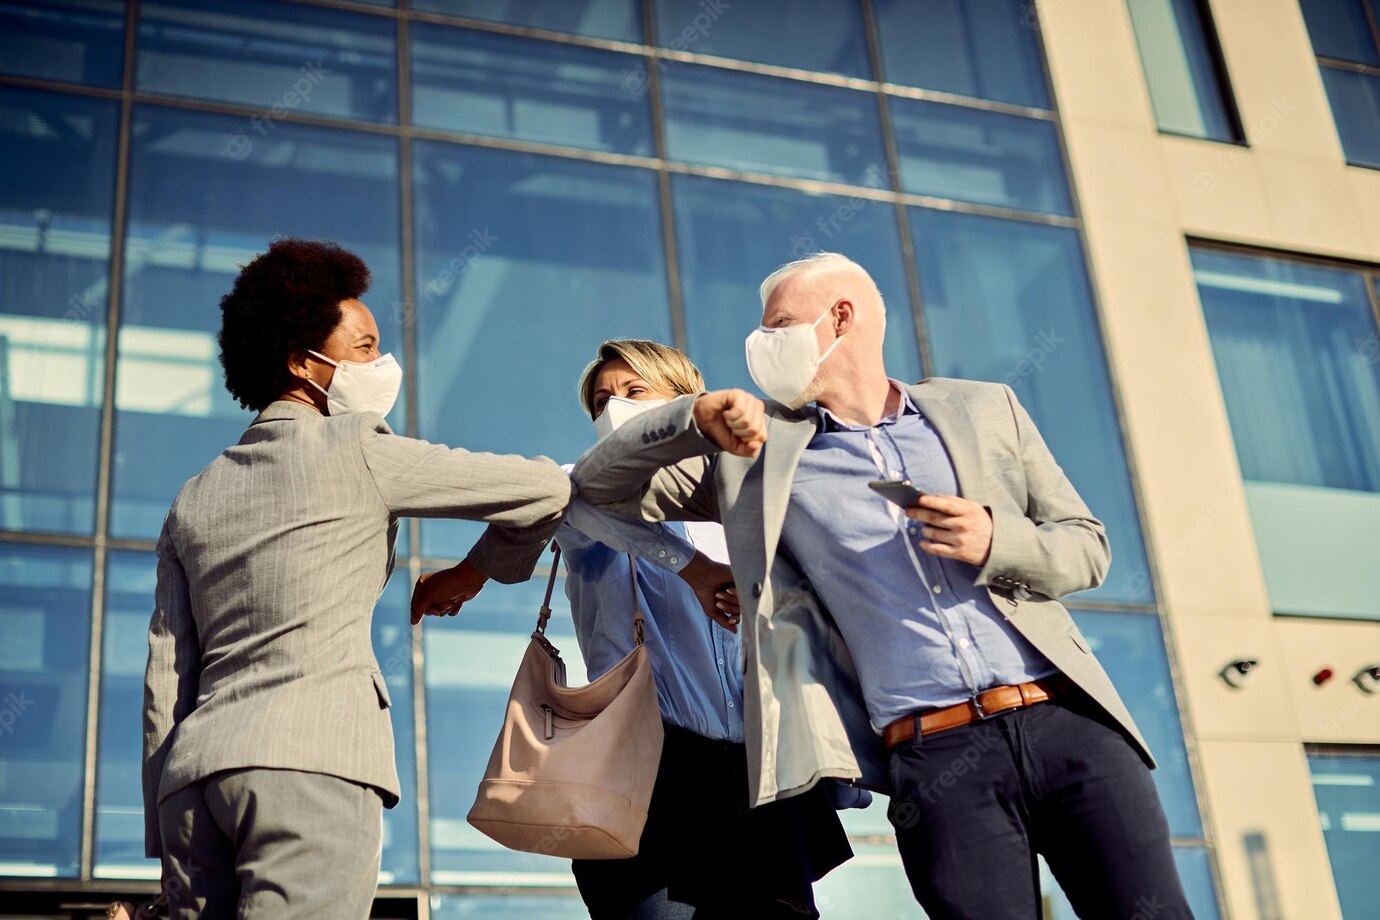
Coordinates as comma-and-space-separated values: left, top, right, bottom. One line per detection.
759, 412, 816, 574
907, 381, 987, 504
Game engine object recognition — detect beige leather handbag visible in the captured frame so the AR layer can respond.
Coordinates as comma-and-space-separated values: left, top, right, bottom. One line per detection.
467, 545, 664, 859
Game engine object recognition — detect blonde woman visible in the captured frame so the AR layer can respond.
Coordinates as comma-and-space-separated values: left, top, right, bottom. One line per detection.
557, 340, 852, 920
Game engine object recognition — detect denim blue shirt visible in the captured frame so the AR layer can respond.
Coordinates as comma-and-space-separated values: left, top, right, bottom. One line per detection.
556, 500, 745, 744
782, 383, 1058, 731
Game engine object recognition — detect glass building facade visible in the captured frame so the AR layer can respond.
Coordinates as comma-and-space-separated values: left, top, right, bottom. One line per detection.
6, 0, 1377, 917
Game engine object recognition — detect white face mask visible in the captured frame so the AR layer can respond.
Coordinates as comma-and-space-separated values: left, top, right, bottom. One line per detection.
744, 305, 845, 408
593, 395, 669, 439
306, 349, 402, 418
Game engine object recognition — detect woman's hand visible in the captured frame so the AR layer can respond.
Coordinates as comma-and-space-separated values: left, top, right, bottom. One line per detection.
411, 561, 488, 625
677, 551, 741, 633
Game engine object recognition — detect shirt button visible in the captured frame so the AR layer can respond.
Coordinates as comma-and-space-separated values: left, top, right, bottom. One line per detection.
717, 658, 724, 665
932, 584, 943, 594
907, 525, 918, 536
727, 701, 735, 709
669, 557, 678, 565
657, 550, 666, 557
958, 637, 971, 649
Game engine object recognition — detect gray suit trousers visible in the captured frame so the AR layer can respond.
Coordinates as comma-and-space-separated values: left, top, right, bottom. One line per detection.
158, 768, 383, 920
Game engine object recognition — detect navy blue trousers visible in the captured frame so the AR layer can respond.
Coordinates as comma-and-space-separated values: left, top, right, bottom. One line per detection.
886, 692, 1194, 920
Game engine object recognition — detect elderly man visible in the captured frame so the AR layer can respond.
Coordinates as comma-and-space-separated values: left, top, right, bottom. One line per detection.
571, 252, 1192, 919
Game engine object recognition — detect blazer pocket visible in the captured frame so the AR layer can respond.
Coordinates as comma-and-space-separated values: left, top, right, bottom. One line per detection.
371, 670, 392, 709
1067, 626, 1092, 656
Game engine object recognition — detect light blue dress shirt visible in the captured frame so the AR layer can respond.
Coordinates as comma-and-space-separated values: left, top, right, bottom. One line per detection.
556, 499, 745, 744
782, 383, 1059, 731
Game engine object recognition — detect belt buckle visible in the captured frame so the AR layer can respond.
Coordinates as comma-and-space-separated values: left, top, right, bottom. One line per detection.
970, 692, 996, 720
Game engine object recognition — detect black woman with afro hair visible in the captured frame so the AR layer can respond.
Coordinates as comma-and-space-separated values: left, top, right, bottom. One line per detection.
141, 237, 585, 918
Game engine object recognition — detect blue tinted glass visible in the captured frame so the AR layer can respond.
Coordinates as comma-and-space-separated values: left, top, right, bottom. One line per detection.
0, 0, 124, 87
137, 0, 397, 123
813, 841, 917, 918
1041, 847, 1221, 919
1071, 611, 1201, 837
654, 0, 869, 78
411, 0, 641, 42
412, 143, 670, 558
1310, 753, 1380, 920
1191, 248, 1380, 491
411, 23, 652, 156
0, 543, 92, 877
671, 174, 923, 394
431, 893, 590, 918
910, 209, 1152, 603
889, 98, 1072, 215
1321, 66, 1380, 169
371, 577, 420, 884
0, 87, 117, 535
111, 107, 404, 540
424, 575, 587, 883
661, 62, 888, 188
1127, 0, 1241, 141
874, 0, 1050, 108
94, 551, 158, 878
1299, 0, 1380, 65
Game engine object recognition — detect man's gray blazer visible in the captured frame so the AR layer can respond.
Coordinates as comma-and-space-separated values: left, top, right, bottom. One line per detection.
143, 400, 571, 857
571, 378, 1153, 807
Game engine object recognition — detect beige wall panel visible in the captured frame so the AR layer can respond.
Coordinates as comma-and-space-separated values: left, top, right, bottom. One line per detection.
1277, 618, 1380, 743
1173, 616, 1301, 739
1159, 136, 1274, 244
1198, 739, 1343, 920
1255, 151, 1373, 259
1062, 121, 1177, 224
1035, 0, 1156, 130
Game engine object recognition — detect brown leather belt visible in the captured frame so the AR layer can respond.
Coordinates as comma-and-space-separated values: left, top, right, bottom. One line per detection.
883, 675, 1074, 750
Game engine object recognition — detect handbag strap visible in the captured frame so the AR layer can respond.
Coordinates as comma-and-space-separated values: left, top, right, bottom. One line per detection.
533, 543, 647, 647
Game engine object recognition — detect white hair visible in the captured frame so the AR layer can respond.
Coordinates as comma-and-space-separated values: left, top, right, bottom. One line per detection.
758, 251, 866, 308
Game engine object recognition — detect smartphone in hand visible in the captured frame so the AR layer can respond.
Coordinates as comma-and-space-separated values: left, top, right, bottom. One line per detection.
868, 479, 926, 508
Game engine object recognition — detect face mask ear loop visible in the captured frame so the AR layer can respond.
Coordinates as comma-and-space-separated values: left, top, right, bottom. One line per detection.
815, 303, 846, 363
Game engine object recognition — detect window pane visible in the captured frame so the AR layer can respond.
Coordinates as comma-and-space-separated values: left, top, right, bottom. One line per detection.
661, 62, 888, 188
1071, 611, 1202, 837
1126, 0, 1241, 142
1299, 0, 1380, 66
410, 23, 652, 156
1191, 249, 1380, 492
910, 209, 1152, 604
671, 174, 923, 394
94, 550, 157, 878
1321, 66, 1380, 170
424, 575, 588, 884
1310, 752, 1380, 920
653, 0, 870, 78
431, 893, 589, 918
874, 0, 1050, 109
0, 87, 117, 535
373, 577, 420, 885
412, 143, 669, 558
1041, 846, 1221, 919
0, 0, 124, 87
889, 98, 1072, 215
411, 0, 641, 43
137, 0, 397, 123
0, 543, 92, 878
111, 106, 403, 540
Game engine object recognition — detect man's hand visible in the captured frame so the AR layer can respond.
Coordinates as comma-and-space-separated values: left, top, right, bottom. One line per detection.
905, 494, 993, 566
693, 389, 767, 458
410, 560, 488, 625
676, 550, 741, 633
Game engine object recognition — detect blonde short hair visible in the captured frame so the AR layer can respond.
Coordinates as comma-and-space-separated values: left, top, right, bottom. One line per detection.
577, 339, 706, 419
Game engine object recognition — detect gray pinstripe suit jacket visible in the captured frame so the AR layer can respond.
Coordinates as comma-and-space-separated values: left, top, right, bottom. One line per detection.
143, 400, 571, 858
571, 378, 1152, 807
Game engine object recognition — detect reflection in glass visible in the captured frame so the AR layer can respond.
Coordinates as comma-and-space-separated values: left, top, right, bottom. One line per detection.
1310, 752, 1380, 920
1071, 611, 1202, 837
1298, 0, 1380, 66
654, 0, 869, 78
671, 175, 922, 395
1126, 0, 1242, 142
111, 106, 403, 540
889, 99, 1072, 215
412, 142, 670, 558
910, 209, 1152, 604
0, 543, 92, 877
874, 0, 1050, 108
424, 575, 587, 884
411, 23, 652, 155
137, 0, 397, 123
1191, 248, 1380, 492
1041, 847, 1221, 919
0, 87, 118, 535
411, 0, 641, 43
1320, 67, 1380, 170
0, 0, 125, 87
660, 62, 888, 188
373, 576, 421, 885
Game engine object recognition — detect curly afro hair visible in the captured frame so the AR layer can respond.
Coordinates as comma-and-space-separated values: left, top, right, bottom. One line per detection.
218, 238, 372, 412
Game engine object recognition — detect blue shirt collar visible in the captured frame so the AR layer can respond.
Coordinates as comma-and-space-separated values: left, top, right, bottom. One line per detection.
814, 380, 920, 433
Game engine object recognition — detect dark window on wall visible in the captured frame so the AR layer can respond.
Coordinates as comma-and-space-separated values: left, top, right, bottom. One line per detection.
1299, 0, 1380, 168
1125, 0, 1244, 142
